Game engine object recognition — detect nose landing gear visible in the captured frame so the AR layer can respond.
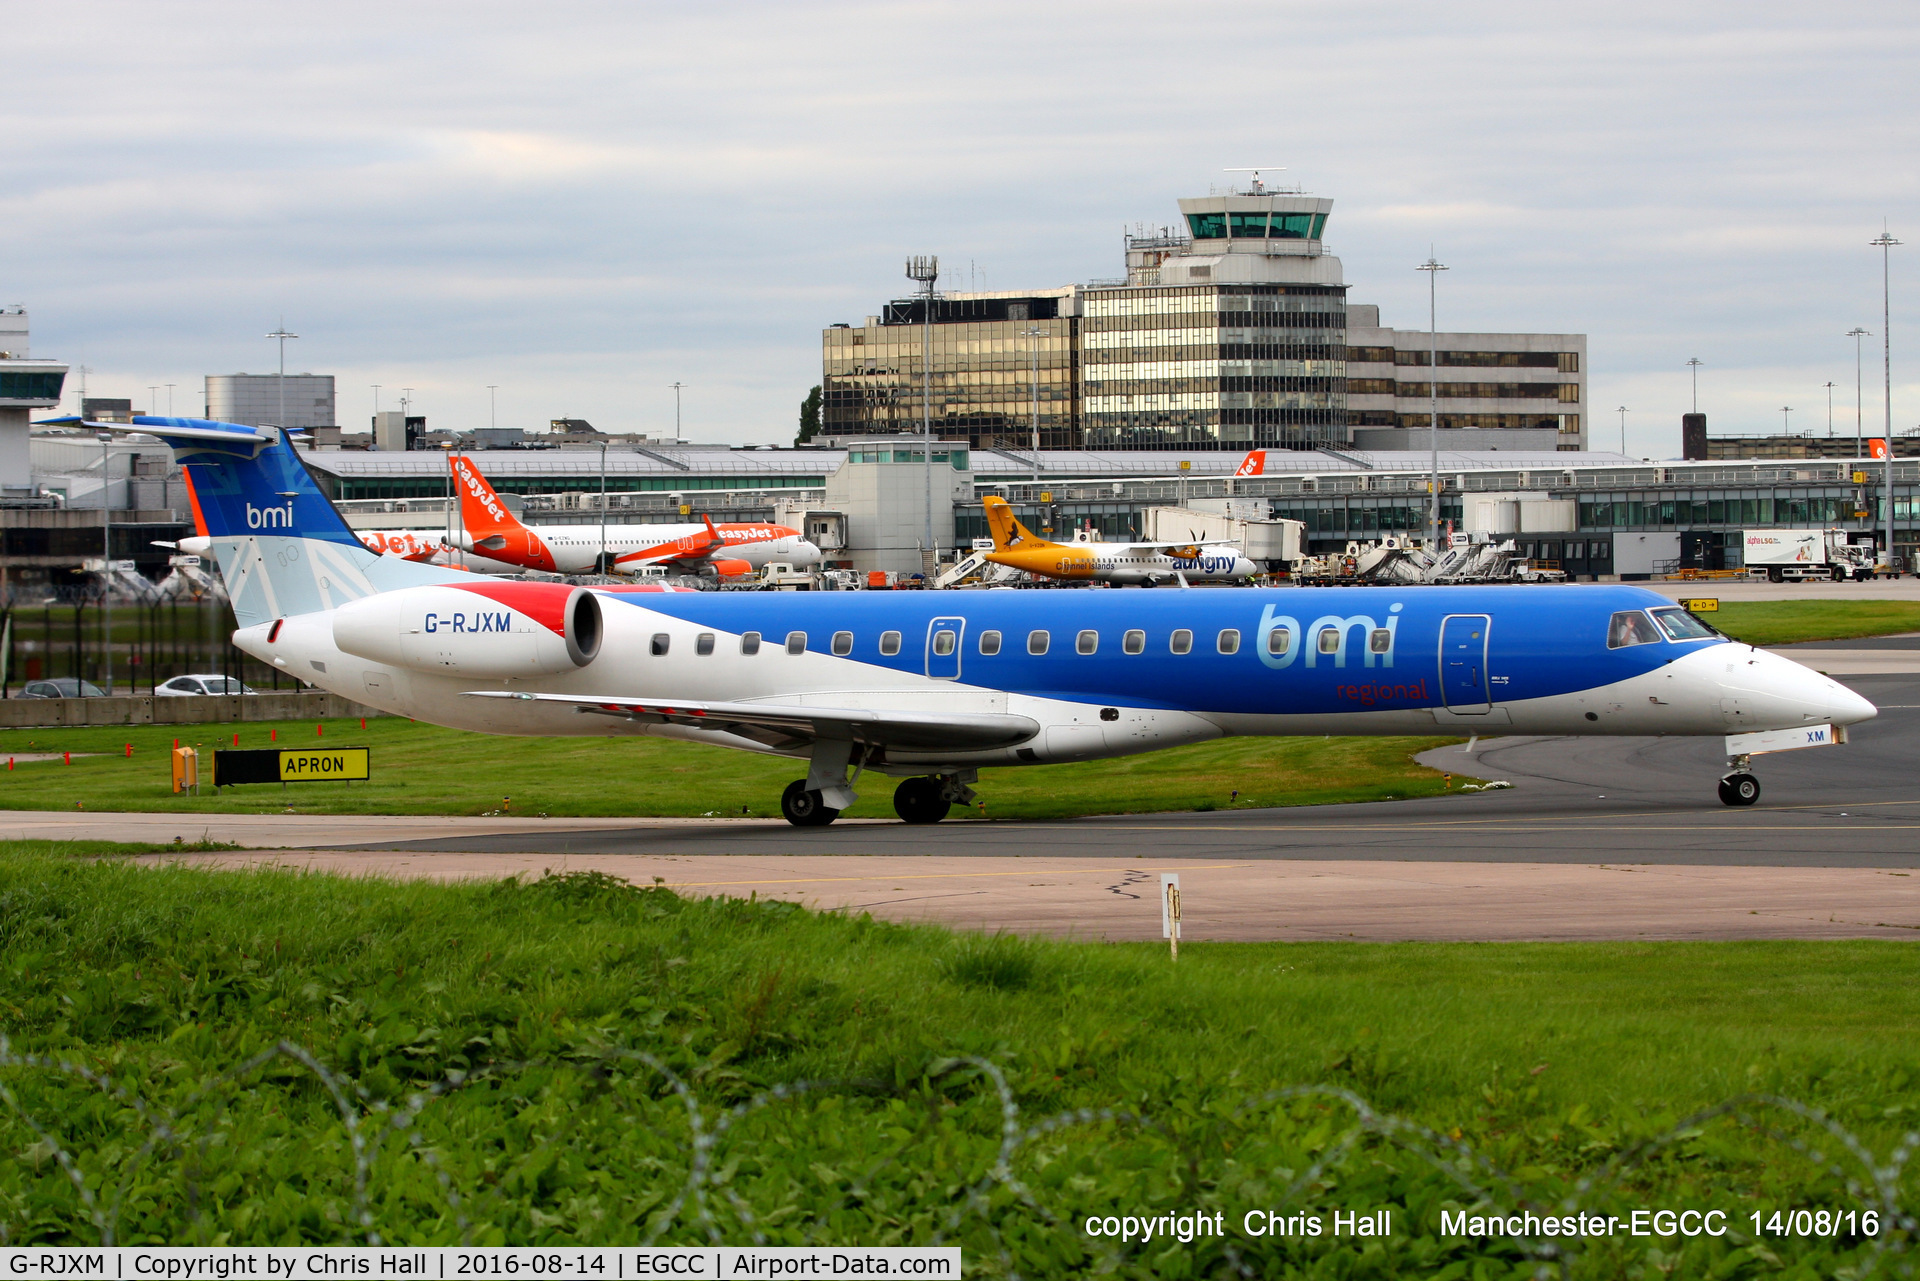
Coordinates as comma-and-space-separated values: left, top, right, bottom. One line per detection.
1717, 753, 1760, 806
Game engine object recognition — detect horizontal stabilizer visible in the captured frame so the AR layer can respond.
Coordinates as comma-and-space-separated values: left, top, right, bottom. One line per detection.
463, 690, 1039, 753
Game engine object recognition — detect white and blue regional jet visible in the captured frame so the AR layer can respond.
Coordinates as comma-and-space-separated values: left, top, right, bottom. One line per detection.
117, 417, 1876, 825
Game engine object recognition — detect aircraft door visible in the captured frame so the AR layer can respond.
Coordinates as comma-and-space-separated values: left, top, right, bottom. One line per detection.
926, 616, 965, 681
1439, 614, 1492, 713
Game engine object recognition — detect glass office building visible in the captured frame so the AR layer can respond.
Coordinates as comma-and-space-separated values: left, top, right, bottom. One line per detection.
1080, 283, 1346, 449
820, 294, 1078, 450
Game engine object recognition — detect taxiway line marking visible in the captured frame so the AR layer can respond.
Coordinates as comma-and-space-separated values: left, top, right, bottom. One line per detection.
634, 863, 1253, 889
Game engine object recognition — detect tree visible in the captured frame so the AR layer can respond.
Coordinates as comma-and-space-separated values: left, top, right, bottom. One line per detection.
796, 384, 822, 445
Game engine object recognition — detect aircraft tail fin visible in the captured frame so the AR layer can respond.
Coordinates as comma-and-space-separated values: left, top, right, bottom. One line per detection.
982, 496, 1052, 552
1234, 449, 1267, 477
122, 416, 464, 626
450, 454, 527, 537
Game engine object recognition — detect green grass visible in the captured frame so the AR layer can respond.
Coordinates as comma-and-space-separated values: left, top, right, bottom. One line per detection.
0, 718, 1463, 819
1707, 599, 1920, 646
0, 848, 1914, 1274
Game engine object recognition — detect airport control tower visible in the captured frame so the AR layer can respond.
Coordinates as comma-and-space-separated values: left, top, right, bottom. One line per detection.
0, 309, 69, 495
1124, 172, 1342, 288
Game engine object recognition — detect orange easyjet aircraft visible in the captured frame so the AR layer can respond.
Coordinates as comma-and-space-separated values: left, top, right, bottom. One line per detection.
446, 455, 822, 577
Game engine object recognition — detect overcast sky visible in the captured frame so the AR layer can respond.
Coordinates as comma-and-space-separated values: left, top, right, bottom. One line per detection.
8, 1, 1917, 456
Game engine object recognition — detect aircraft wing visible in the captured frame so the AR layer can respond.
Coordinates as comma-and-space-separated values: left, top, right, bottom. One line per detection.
612, 515, 727, 572
462, 690, 1040, 753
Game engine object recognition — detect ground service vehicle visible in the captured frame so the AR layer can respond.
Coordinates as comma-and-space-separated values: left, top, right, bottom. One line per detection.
1742, 529, 1878, 582
85, 416, 1877, 825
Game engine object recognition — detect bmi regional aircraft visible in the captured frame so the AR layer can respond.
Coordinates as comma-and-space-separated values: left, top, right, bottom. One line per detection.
94, 417, 1875, 826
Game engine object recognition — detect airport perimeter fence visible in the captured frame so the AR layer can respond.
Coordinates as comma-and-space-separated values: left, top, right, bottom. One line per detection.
0, 597, 289, 701
1, 1035, 1914, 1277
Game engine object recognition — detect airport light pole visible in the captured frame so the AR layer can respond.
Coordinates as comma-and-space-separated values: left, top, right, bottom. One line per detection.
1416, 253, 1447, 545
1780, 405, 1792, 435
1847, 328, 1869, 458
1022, 325, 1045, 485
1872, 229, 1901, 566
1617, 406, 1629, 455
1825, 382, 1836, 437
266, 323, 297, 428
906, 256, 940, 567
98, 431, 112, 695
1687, 357, 1702, 413
165, 383, 174, 417
670, 381, 685, 443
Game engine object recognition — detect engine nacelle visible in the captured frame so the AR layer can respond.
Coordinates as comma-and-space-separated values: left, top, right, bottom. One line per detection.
332, 582, 600, 677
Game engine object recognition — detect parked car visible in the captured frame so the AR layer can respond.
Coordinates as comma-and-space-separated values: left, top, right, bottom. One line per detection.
19, 678, 107, 698
154, 674, 258, 697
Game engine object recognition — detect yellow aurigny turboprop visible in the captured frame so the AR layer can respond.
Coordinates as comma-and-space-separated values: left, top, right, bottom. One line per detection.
979, 497, 1260, 586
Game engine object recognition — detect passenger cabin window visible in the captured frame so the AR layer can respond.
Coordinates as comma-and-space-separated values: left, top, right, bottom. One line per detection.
1217, 629, 1240, 655
932, 629, 956, 656
831, 630, 853, 656
1267, 626, 1292, 656
1028, 629, 1050, 655
786, 631, 807, 655
651, 633, 670, 656
979, 630, 1002, 656
1317, 627, 1341, 654
1123, 629, 1145, 655
1369, 628, 1392, 654
1607, 611, 1663, 648
1077, 629, 1099, 655
879, 630, 901, 656
740, 631, 761, 656
1170, 628, 1193, 655
1650, 608, 1716, 641
695, 632, 715, 656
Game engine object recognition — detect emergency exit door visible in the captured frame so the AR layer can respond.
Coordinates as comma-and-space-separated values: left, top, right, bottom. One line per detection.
1439, 614, 1492, 714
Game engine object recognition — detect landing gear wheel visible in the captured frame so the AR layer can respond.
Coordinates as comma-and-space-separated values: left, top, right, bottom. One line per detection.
893, 776, 952, 824
781, 779, 840, 827
1717, 773, 1761, 807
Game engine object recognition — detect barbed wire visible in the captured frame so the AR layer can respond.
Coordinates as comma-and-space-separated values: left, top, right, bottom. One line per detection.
0, 1035, 1913, 1278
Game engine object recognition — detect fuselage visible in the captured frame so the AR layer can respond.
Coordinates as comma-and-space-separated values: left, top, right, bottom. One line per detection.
245, 583, 1874, 773
986, 541, 1258, 585
454, 521, 821, 574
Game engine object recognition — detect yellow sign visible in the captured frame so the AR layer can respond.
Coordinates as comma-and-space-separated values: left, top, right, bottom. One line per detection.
1039, 491, 1052, 503
679, 504, 691, 515
1852, 471, 1869, 484
1680, 598, 1720, 612
278, 747, 370, 781
1179, 460, 1192, 471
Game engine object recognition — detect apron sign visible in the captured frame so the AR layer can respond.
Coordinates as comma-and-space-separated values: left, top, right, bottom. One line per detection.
214, 748, 371, 786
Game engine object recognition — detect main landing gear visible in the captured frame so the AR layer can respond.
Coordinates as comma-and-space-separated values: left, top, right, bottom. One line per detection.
777, 772, 978, 827
1717, 752, 1761, 807
781, 779, 840, 827
892, 776, 952, 824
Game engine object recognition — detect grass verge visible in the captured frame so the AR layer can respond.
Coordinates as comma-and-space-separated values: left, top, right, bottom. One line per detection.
0, 848, 1913, 1273
0, 719, 1463, 819
1706, 599, 1920, 646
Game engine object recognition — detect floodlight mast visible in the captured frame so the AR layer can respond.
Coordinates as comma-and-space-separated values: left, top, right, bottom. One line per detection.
1871, 228, 1901, 568
266, 323, 297, 429
1416, 253, 1448, 545
906, 255, 940, 567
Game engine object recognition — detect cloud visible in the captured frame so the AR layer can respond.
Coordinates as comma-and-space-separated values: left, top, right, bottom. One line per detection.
7, 0, 1919, 444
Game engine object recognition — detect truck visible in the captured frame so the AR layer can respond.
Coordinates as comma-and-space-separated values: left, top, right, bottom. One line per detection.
1740, 529, 1879, 582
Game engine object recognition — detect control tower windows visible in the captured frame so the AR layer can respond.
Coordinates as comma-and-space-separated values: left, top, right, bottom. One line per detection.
1229, 212, 1269, 238
1186, 212, 1227, 239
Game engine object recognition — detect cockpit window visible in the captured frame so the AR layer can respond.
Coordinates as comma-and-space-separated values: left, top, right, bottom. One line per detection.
1607, 610, 1663, 648
1650, 607, 1717, 641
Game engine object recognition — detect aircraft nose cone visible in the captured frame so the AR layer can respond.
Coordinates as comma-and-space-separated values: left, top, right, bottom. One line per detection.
1828, 680, 1879, 726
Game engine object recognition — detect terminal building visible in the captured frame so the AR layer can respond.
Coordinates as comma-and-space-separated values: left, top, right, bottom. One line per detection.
306, 440, 1917, 579
820, 179, 1586, 454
